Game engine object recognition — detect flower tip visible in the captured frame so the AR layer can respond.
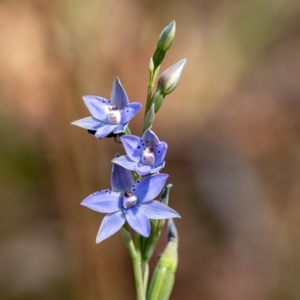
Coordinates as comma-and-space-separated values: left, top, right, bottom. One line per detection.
71, 119, 83, 127
180, 58, 187, 65
112, 77, 124, 93
167, 20, 176, 33
161, 173, 169, 180
96, 236, 103, 244
80, 200, 88, 206
143, 231, 151, 238
82, 95, 89, 102
169, 209, 181, 219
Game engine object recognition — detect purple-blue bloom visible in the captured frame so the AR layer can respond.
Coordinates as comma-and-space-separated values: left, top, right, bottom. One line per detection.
81, 161, 180, 243
71, 78, 142, 138
112, 129, 167, 176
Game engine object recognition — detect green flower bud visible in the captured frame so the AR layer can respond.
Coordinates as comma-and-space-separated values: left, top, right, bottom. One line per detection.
149, 57, 154, 73
150, 90, 165, 113
142, 103, 155, 133
147, 220, 178, 300
152, 49, 165, 70
157, 59, 187, 95
157, 20, 176, 52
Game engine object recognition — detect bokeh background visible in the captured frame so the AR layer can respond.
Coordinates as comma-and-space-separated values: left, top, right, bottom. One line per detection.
1, 0, 300, 299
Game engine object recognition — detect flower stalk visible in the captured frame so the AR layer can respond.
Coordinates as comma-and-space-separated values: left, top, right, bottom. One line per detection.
120, 226, 146, 300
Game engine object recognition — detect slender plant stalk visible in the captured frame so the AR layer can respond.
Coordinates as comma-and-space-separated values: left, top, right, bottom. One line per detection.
124, 126, 131, 135
145, 72, 154, 115
142, 262, 149, 291
120, 227, 146, 300
145, 67, 160, 115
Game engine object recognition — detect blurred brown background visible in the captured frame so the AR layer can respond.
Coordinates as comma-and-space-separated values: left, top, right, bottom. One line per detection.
1, 0, 300, 299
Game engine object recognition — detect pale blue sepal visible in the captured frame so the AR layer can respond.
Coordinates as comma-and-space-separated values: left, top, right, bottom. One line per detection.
125, 206, 150, 237
139, 200, 180, 219
95, 124, 118, 138
71, 117, 103, 130
96, 210, 126, 243
112, 155, 137, 171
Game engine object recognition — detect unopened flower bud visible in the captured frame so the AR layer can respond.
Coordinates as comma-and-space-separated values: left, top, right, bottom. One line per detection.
147, 220, 178, 300
149, 57, 154, 73
150, 90, 165, 113
152, 21, 176, 69
157, 59, 187, 95
143, 103, 155, 133
157, 20, 176, 52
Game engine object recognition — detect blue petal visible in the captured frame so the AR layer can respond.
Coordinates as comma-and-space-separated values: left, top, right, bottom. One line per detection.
96, 210, 126, 243
134, 164, 152, 176
82, 96, 110, 120
155, 142, 168, 165
142, 130, 168, 165
111, 162, 134, 192
125, 206, 150, 237
71, 117, 103, 130
132, 173, 168, 204
142, 129, 159, 147
81, 190, 122, 213
121, 103, 142, 124
138, 200, 180, 219
112, 155, 137, 171
121, 135, 142, 162
113, 123, 127, 134
95, 124, 118, 138
150, 162, 165, 174
110, 78, 129, 109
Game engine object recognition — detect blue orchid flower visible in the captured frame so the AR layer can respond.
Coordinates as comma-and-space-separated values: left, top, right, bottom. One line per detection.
112, 129, 167, 176
71, 78, 142, 138
81, 161, 180, 243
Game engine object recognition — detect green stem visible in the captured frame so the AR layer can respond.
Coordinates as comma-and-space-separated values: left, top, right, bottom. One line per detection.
145, 72, 154, 116
142, 262, 149, 291
120, 227, 146, 300
135, 234, 149, 294
145, 66, 160, 117
124, 126, 131, 135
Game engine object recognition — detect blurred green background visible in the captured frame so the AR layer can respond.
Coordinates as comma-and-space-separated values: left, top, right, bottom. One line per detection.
1, 0, 300, 299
